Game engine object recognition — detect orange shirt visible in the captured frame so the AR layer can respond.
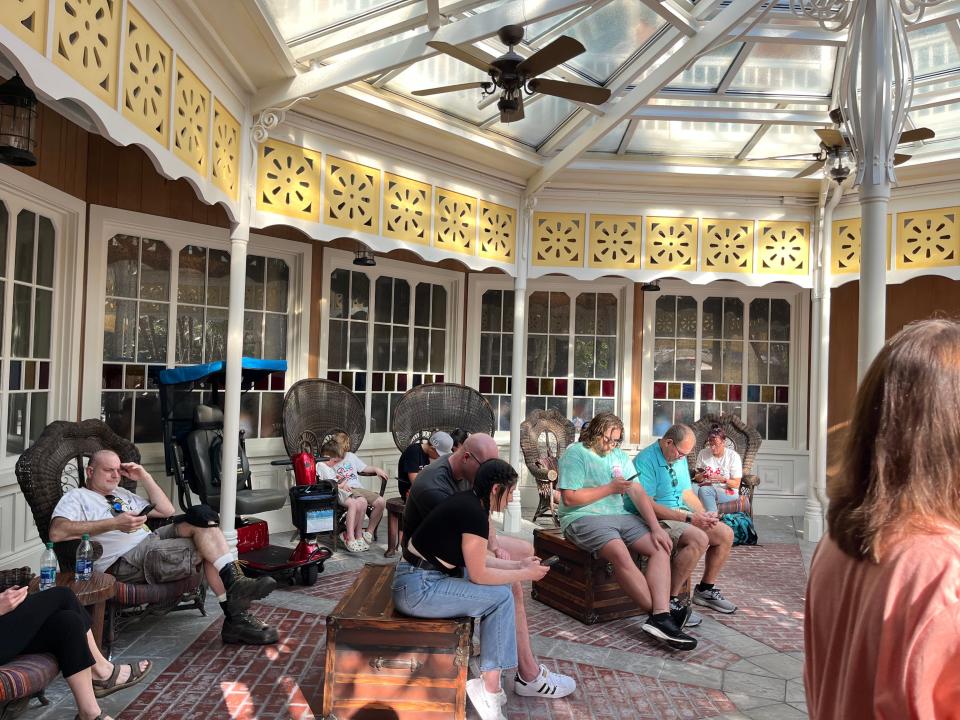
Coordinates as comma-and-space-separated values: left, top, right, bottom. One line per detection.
804, 531, 960, 720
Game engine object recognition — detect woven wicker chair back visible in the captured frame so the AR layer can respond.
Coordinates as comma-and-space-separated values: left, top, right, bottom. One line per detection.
390, 383, 495, 452
15, 420, 140, 565
686, 413, 761, 475
282, 379, 366, 456
519, 409, 576, 481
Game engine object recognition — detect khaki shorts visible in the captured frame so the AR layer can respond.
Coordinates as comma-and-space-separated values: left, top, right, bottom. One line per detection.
108, 522, 201, 584
660, 519, 689, 546
339, 486, 382, 507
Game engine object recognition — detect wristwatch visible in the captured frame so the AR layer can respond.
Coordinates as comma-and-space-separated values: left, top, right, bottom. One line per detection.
685, 512, 692, 524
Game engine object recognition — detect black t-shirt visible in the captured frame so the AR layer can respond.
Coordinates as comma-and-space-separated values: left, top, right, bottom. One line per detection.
409, 490, 488, 575
402, 455, 466, 546
397, 443, 430, 499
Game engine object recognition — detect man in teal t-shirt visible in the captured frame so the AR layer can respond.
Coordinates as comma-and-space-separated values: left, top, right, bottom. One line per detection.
631, 424, 738, 616
556, 412, 696, 649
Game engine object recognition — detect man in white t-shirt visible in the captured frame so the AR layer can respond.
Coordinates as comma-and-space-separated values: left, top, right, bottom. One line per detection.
318, 433, 389, 552
50, 450, 278, 645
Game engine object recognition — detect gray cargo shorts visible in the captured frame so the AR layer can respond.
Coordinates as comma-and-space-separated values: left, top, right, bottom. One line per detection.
108, 522, 201, 584
563, 514, 651, 555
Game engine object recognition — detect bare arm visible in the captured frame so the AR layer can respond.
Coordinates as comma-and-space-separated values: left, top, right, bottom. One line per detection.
682, 489, 706, 513
49, 514, 139, 542
624, 483, 661, 531
462, 534, 548, 585
560, 475, 632, 508
121, 463, 175, 518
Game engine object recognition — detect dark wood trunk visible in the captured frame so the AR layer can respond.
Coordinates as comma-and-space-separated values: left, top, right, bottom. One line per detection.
322, 563, 472, 720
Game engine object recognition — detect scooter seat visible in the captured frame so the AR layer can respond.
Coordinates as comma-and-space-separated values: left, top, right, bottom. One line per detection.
206, 488, 288, 515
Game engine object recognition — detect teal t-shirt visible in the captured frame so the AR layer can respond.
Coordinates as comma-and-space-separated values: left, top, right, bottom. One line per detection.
557, 443, 635, 531
629, 440, 691, 512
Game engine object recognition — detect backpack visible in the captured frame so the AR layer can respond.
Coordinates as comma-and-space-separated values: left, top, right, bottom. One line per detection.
721, 511, 758, 546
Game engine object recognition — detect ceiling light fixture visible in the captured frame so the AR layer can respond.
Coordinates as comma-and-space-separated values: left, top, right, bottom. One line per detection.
0, 74, 38, 167
353, 243, 376, 267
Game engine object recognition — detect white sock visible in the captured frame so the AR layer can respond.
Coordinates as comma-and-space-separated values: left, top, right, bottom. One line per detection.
217, 594, 227, 603
213, 553, 233, 572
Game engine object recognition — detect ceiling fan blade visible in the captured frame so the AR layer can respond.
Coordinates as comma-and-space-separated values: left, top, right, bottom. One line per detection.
516, 35, 585, 78
528, 78, 610, 105
898, 127, 935, 144
894, 153, 911, 165
412, 82, 488, 97
795, 160, 825, 178
426, 41, 493, 72
815, 128, 846, 148
747, 152, 820, 161
500, 95, 525, 123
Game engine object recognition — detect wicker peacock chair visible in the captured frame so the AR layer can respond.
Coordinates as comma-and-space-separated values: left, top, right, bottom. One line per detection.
390, 382, 495, 452
520, 409, 576, 526
686, 413, 762, 516
281, 379, 366, 456
15, 420, 205, 655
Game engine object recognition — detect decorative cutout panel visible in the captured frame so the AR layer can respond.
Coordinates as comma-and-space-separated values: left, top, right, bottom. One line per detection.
645, 217, 697, 270
757, 221, 809, 274
172, 60, 210, 175
832, 218, 860, 274
478, 201, 515, 262
256, 139, 322, 222
589, 214, 641, 269
53, 0, 122, 106
122, 6, 171, 145
703, 219, 753, 272
325, 156, 380, 233
434, 188, 476, 255
2, 0, 47, 53
383, 173, 430, 244
532, 212, 585, 267
896, 208, 959, 269
212, 101, 240, 199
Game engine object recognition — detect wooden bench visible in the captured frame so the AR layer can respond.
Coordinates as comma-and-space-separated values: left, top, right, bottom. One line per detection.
322, 563, 473, 720
532, 527, 690, 625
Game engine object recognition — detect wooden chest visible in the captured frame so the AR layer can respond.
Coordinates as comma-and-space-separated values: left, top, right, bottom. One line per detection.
322, 563, 473, 720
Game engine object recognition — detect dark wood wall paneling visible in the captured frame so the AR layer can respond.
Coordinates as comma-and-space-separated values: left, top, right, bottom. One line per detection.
15, 102, 89, 198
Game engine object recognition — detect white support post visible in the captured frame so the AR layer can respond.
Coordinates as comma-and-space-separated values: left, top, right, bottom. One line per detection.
504, 196, 534, 534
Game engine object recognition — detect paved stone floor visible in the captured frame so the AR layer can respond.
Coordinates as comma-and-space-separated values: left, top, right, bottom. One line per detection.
18, 515, 816, 720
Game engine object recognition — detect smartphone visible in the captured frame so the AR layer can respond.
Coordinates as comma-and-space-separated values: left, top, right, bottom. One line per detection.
137, 504, 156, 517
540, 555, 560, 567
624, 472, 639, 483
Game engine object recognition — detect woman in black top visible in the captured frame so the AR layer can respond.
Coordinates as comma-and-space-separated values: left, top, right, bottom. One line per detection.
393, 459, 549, 720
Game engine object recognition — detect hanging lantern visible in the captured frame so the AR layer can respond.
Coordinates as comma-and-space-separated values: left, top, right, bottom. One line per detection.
353, 243, 376, 266
0, 74, 38, 167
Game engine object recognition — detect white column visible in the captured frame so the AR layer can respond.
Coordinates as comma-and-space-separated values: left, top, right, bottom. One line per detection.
504, 195, 534, 533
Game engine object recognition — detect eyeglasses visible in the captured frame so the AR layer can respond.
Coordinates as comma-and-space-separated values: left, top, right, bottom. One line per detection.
464, 452, 482, 467
601, 433, 622, 447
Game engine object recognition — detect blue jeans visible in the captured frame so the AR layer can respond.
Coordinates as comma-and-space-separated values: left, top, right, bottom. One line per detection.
698, 484, 734, 513
393, 562, 517, 673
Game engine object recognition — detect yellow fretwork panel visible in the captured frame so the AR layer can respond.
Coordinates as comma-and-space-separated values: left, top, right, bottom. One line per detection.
325, 156, 380, 233
1, 0, 47, 53
832, 218, 860, 274
171, 60, 209, 176
703, 219, 753, 272
434, 188, 477, 255
645, 216, 697, 270
383, 173, 431, 244
53, 0, 122, 106
478, 201, 515, 262
122, 5, 171, 145
896, 208, 960, 269
256, 139, 322, 222
589, 214, 641, 269
757, 221, 809, 274
212, 101, 240, 200
532, 212, 585, 267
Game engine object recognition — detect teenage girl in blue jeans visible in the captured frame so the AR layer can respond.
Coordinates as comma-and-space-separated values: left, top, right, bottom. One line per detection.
393, 459, 550, 720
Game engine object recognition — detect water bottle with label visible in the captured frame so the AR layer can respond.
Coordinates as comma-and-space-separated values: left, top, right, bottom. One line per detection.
39, 542, 58, 590
76, 533, 94, 581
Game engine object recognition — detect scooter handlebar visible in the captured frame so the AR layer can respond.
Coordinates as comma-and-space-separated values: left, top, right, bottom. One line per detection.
270, 455, 330, 466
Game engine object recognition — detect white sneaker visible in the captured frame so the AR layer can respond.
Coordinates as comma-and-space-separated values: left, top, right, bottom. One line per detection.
466, 678, 507, 720
513, 664, 576, 699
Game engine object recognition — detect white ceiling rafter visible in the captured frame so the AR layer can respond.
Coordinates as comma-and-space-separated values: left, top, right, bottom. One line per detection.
657, 89, 831, 104
736, 102, 788, 159
526, 0, 773, 193
637, 0, 699, 37
530, 0, 616, 45
617, 119, 640, 154
717, 42, 754, 93
252, 0, 593, 111
628, 106, 827, 124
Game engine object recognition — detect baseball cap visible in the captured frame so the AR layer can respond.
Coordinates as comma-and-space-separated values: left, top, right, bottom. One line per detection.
429, 431, 454, 456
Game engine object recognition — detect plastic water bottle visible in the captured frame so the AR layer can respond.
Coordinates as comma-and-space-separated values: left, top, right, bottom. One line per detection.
76, 534, 93, 581
39, 542, 58, 590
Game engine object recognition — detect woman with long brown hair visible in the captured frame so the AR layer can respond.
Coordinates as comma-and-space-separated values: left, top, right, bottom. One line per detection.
804, 319, 960, 719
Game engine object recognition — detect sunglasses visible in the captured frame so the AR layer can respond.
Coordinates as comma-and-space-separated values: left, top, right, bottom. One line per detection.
104, 494, 132, 515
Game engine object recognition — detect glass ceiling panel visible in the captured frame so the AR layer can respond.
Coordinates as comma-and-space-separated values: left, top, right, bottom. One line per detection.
626, 119, 756, 157
727, 44, 837, 96
385, 54, 493, 124
579, 118, 630, 153
261, 0, 405, 44
666, 44, 742, 90
911, 102, 960, 142
745, 123, 822, 160
909, 24, 960, 77
562, 0, 664, 84
491, 95, 578, 147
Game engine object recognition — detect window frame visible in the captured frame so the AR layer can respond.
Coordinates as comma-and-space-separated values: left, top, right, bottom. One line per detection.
83, 206, 311, 460
319, 248, 464, 447
639, 280, 809, 452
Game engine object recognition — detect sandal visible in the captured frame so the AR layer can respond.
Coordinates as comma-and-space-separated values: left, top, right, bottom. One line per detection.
92, 659, 152, 698
339, 533, 365, 553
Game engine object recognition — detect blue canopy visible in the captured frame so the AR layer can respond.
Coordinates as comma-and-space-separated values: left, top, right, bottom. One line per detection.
157, 357, 287, 386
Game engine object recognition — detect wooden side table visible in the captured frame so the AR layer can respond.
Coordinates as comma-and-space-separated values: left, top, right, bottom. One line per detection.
29, 572, 116, 652
384, 497, 405, 558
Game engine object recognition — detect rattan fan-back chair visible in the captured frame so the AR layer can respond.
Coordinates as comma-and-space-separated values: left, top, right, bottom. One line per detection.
14, 420, 205, 655
686, 413, 761, 517
390, 382, 495, 452
519, 409, 576, 526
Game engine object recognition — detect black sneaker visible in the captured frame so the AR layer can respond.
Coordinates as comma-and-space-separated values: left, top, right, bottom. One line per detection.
641, 614, 698, 650
219, 560, 277, 613
221, 610, 279, 645
669, 597, 693, 629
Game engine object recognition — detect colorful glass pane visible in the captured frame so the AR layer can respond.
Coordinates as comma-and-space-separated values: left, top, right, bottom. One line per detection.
494, 377, 507, 394
372, 373, 383, 391
342, 371, 353, 389
761, 385, 775, 403
668, 382, 681, 400
270, 372, 285, 391
413, 373, 422, 387
555, 378, 568, 395
747, 384, 760, 402
397, 374, 407, 391
355, 373, 366, 392
588, 379, 601, 397
701, 384, 714, 401
716, 383, 727, 401
540, 378, 553, 395
574, 379, 587, 396
39, 362, 50, 390
776, 386, 789, 403
682, 382, 695, 400
103, 364, 123, 389
602, 380, 615, 397
327, 370, 339, 382
527, 378, 539, 394
653, 381, 667, 399
729, 384, 742, 401
436, 374, 444, 383
386, 373, 396, 392
479, 376, 492, 394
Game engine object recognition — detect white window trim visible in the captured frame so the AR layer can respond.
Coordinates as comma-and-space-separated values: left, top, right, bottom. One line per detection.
83, 206, 312, 462
0, 166, 85, 470
319, 248, 464, 450
466, 274, 634, 442
639, 279, 810, 453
